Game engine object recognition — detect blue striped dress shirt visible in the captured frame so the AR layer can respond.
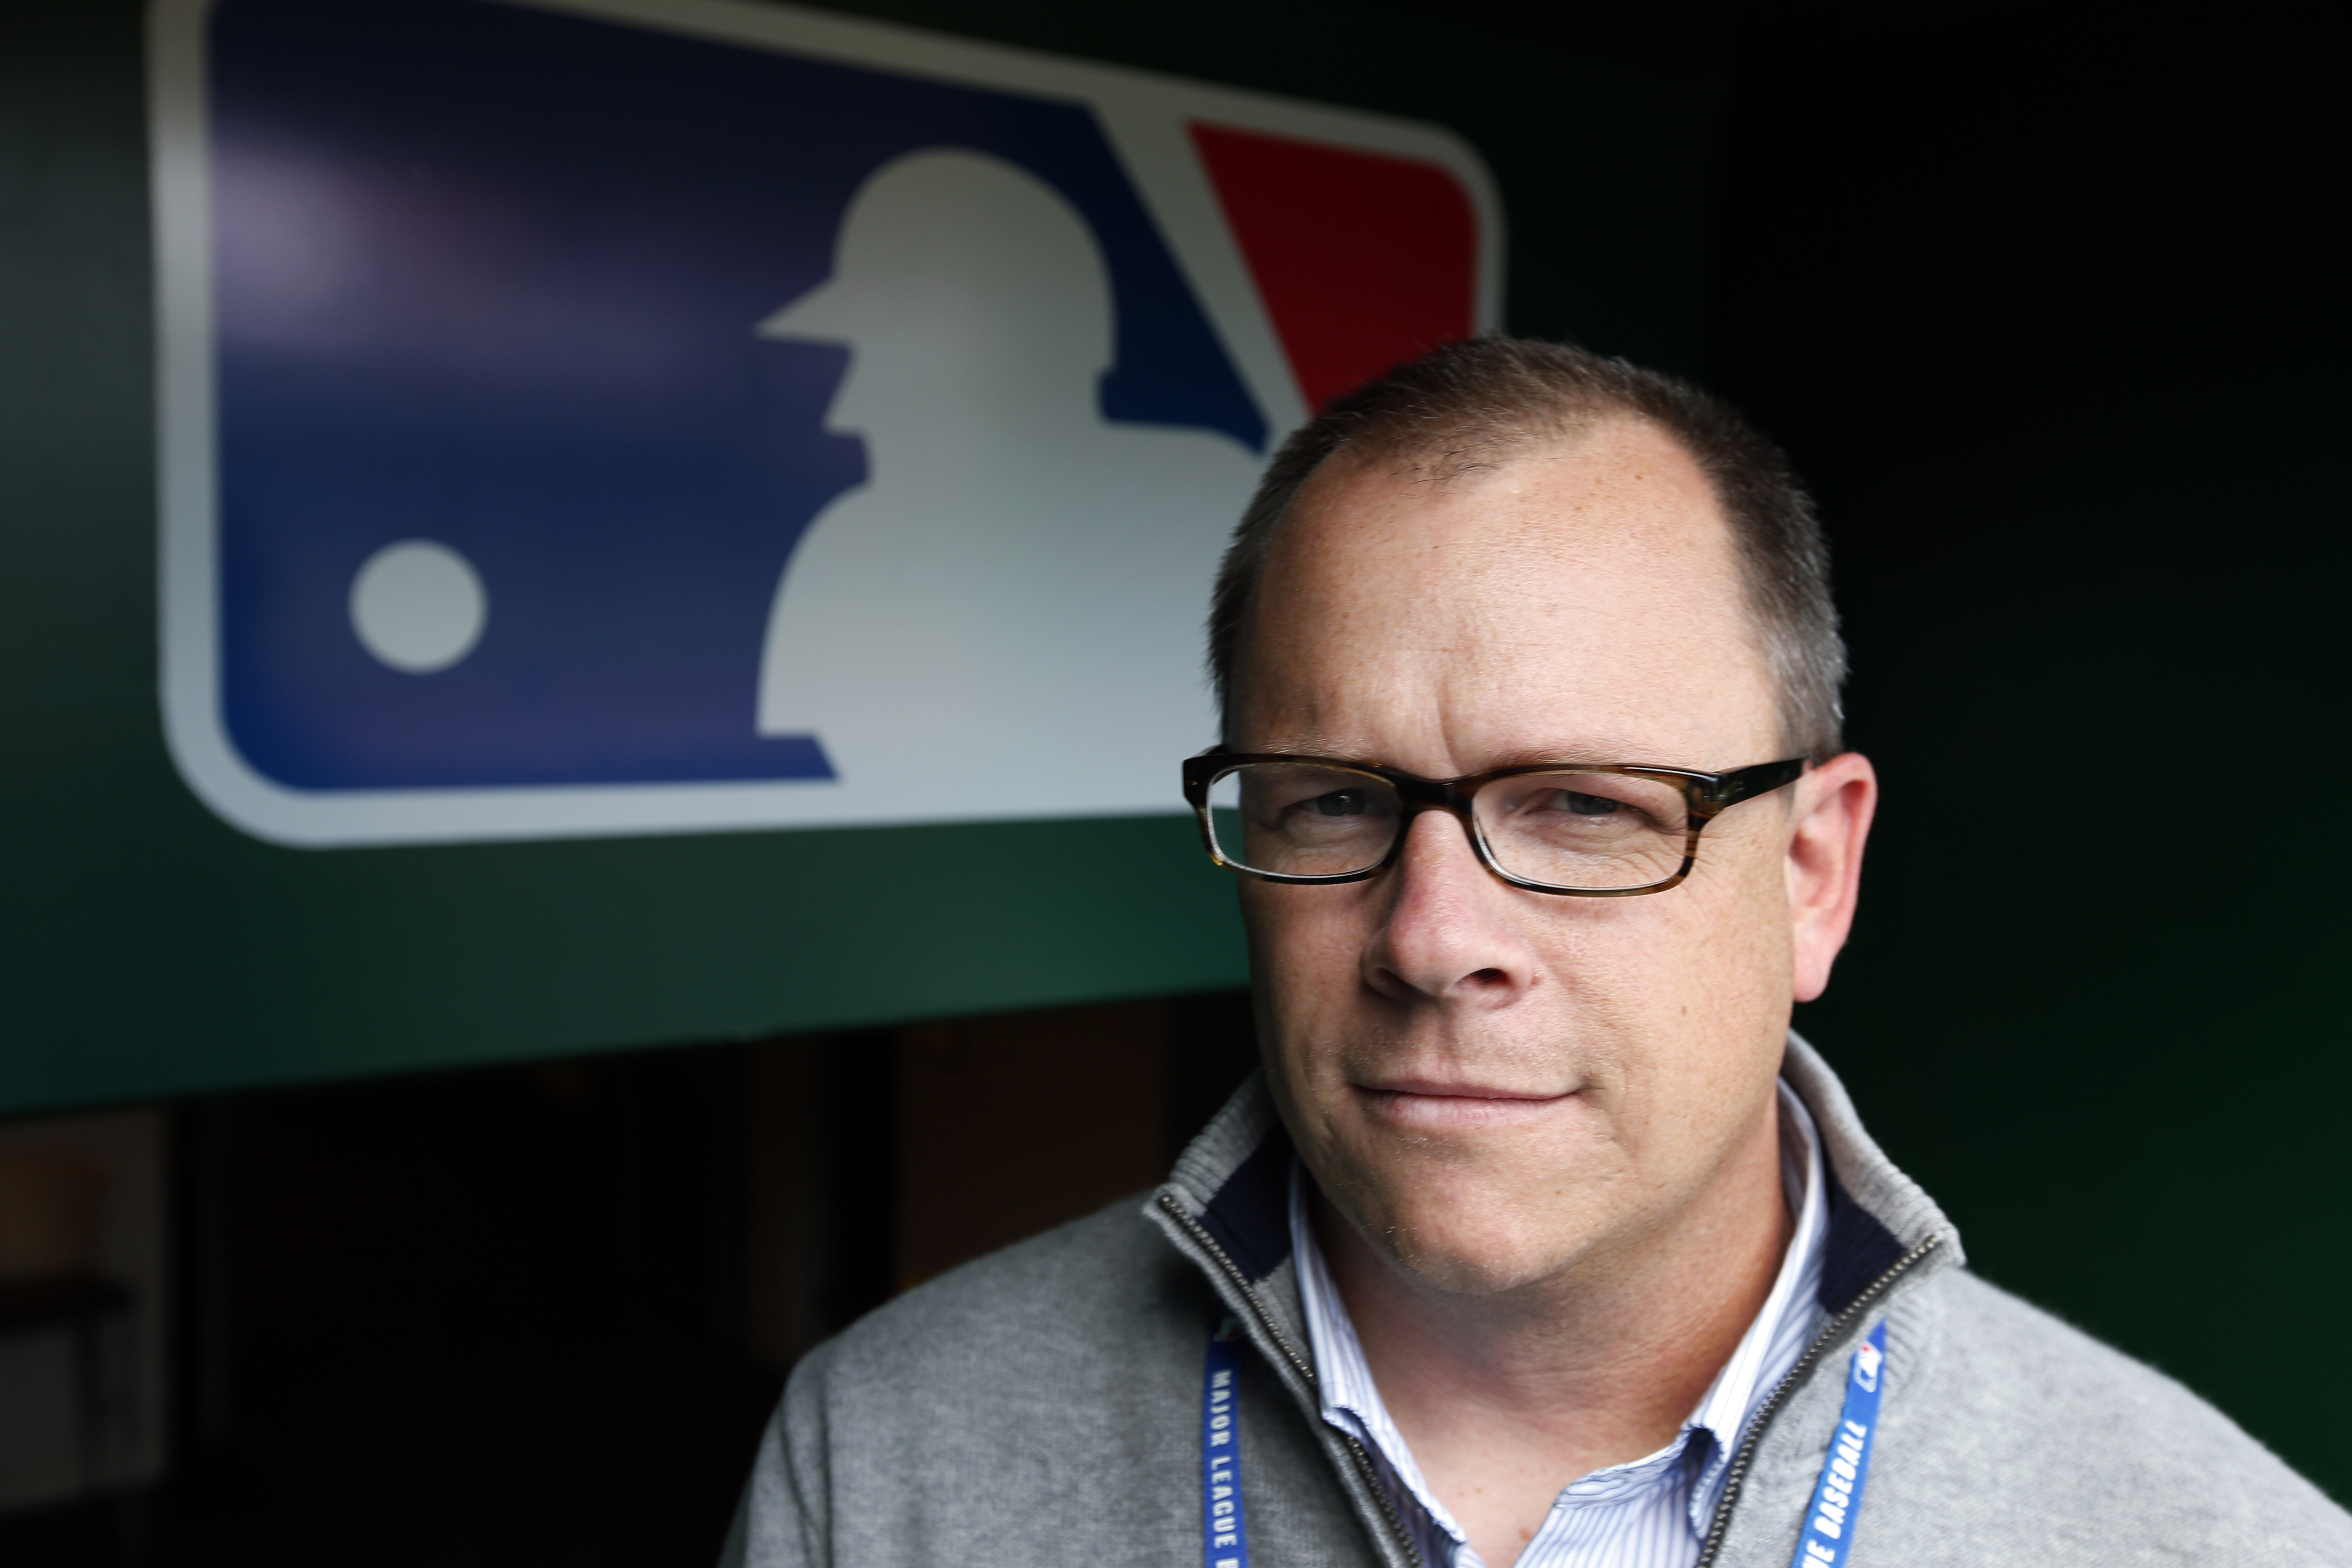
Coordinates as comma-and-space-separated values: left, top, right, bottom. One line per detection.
1291, 1082, 1828, 1568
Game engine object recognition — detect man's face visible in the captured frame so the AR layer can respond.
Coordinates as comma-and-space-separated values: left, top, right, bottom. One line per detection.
1233, 420, 1844, 1296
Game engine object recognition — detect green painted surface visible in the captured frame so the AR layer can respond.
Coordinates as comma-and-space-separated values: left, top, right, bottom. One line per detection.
0, 0, 1721, 1115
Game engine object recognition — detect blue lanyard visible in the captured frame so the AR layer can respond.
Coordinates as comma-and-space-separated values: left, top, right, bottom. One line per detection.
1206, 1311, 1883, 1568
1201, 1315, 1252, 1568
1789, 1321, 1888, 1567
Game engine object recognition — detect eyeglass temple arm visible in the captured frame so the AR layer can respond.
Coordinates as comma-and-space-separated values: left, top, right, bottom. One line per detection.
1702, 757, 1807, 813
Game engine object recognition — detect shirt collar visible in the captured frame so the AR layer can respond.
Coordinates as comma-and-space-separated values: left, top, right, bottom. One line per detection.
1289, 1079, 1830, 1555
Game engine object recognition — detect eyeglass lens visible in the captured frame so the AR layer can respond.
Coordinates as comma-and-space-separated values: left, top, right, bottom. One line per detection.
1204, 762, 1692, 891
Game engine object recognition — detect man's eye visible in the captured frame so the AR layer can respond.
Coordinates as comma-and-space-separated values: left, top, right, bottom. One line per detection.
1310, 790, 1369, 817
1557, 790, 1619, 816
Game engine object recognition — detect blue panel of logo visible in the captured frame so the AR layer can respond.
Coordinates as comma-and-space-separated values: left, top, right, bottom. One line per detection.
208, 0, 1266, 791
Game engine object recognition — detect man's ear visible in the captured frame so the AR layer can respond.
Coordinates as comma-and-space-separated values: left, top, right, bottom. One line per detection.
1787, 751, 1878, 1003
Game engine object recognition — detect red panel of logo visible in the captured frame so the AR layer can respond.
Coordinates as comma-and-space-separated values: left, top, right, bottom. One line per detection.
1191, 122, 1479, 411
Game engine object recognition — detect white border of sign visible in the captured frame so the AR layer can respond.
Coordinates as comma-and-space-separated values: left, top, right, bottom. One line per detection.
149, 0, 1504, 847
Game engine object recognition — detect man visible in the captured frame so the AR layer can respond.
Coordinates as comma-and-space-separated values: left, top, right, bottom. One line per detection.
723, 339, 2350, 1566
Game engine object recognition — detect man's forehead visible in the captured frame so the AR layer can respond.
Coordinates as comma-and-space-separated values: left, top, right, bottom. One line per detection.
1279, 420, 1725, 568
1237, 419, 1779, 767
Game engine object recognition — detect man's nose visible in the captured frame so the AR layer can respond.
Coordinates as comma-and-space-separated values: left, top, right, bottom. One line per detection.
1361, 807, 1541, 1007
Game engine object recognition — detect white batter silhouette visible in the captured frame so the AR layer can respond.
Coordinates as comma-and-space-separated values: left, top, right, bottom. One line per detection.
753, 149, 1260, 823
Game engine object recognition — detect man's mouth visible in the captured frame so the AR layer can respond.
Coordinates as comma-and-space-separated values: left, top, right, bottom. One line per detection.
1350, 1078, 1578, 1131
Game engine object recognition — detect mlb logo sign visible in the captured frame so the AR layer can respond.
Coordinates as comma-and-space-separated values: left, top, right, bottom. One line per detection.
151, 0, 1499, 845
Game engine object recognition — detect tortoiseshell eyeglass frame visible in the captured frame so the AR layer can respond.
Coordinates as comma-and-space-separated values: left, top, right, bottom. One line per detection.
1181, 751, 1808, 897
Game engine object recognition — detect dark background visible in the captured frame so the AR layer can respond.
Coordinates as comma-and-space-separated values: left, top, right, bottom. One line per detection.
3, 0, 2344, 1561
1714, 3, 2348, 1490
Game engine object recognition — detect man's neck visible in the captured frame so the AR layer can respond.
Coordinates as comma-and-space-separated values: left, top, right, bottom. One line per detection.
1313, 1099, 1794, 1568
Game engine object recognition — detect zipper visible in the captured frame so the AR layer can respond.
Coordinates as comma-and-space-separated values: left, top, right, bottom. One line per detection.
1691, 1232, 1946, 1568
1163, 1189, 1942, 1568
1156, 1191, 1426, 1568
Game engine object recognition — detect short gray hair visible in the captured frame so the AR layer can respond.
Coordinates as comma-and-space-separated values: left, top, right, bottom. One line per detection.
1208, 336, 1847, 762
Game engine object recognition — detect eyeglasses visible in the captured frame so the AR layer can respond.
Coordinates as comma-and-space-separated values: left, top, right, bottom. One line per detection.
1182, 751, 1806, 897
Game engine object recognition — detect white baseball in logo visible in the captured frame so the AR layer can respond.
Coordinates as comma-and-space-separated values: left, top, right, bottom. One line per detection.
349, 540, 488, 674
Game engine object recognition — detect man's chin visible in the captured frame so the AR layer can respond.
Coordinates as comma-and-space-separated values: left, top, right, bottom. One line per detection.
1330, 1182, 1604, 1298
1371, 1223, 1588, 1298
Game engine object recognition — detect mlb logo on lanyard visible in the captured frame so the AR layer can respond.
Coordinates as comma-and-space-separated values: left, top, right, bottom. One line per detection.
150, 0, 1500, 846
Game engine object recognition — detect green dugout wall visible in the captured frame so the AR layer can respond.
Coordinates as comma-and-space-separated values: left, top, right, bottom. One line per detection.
0, 0, 1719, 1115
4, 0, 2347, 1505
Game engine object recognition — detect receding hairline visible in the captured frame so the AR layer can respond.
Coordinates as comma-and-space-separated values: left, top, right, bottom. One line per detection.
1280, 407, 1727, 515
1207, 336, 1847, 762
1230, 414, 1778, 720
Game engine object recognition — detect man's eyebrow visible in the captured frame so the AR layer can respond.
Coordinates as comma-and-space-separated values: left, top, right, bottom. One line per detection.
1245, 739, 1658, 771
1466, 744, 1673, 774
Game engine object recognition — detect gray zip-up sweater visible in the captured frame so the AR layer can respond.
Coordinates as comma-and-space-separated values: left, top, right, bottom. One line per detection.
722, 1034, 2351, 1565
